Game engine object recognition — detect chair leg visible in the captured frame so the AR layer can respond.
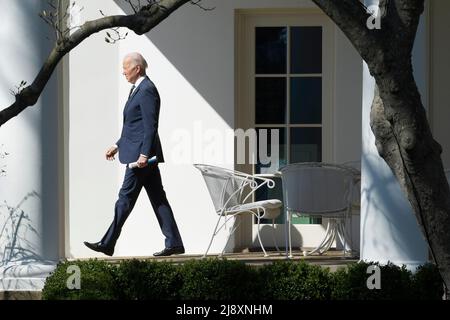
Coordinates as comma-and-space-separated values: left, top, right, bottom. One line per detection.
314, 220, 333, 255
336, 221, 347, 257
256, 212, 269, 257
271, 219, 280, 253
220, 216, 240, 257
304, 220, 329, 256
287, 211, 293, 259
203, 214, 223, 258
336, 219, 352, 256
304, 219, 335, 256
346, 214, 354, 255
319, 223, 336, 254
284, 211, 289, 258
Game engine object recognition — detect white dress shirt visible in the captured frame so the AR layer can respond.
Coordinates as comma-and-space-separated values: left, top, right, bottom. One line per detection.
130, 76, 146, 97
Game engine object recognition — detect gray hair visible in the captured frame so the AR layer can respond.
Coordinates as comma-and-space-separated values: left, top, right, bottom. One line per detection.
124, 52, 148, 75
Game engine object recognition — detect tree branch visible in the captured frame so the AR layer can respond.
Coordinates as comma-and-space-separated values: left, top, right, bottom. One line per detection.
0, 0, 191, 127
312, 0, 384, 64
390, 0, 425, 50
0, 144, 8, 177
190, 0, 215, 11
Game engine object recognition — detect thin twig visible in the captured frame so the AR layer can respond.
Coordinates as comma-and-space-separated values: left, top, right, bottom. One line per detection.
190, 0, 215, 11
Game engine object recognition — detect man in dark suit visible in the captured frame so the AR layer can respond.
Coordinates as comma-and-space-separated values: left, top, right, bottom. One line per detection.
84, 52, 184, 257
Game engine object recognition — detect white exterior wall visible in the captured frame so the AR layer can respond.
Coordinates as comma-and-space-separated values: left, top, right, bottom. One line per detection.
360, 0, 428, 269
68, 1, 123, 257
69, 0, 362, 257
0, 0, 59, 289
430, 0, 450, 169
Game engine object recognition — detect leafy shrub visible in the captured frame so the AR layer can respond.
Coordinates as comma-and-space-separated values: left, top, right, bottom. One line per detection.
411, 263, 444, 300
42, 259, 117, 300
178, 258, 260, 300
115, 259, 182, 300
332, 261, 420, 300
42, 259, 444, 300
260, 260, 332, 300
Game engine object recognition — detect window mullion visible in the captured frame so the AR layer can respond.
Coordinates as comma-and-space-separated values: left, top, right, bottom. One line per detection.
287, 25, 291, 165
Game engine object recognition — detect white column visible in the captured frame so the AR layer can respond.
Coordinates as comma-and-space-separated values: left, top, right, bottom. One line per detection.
360, 0, 428, 270
0, 0, 60, 290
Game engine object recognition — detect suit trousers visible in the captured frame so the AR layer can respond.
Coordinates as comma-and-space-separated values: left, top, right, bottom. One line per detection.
101, 163, 183, 250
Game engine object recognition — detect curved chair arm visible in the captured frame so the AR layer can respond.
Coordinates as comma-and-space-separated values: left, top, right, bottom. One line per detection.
254, 172, 281, 179
241, 175, 277, 203
194, 164, 278, 214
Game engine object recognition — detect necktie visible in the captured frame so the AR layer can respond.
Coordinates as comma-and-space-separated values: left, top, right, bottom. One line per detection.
128, 85, 136, 99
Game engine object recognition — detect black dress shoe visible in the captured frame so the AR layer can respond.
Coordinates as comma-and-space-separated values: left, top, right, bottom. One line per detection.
84, 241, 114, 256
153, 246, 185, 257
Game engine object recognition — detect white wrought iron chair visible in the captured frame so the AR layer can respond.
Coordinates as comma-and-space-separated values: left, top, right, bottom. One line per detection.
280, 162, 354, 258
341, 160, 361, 210
194, 164, 282, 257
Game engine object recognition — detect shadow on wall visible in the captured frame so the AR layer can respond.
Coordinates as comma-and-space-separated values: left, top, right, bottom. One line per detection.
0, 0, 53, 116
360, 153, 426, 260
114, 0, 234, 126
0, 191, 54, 289
0, 73, 13, 107
0, 191, 42, 265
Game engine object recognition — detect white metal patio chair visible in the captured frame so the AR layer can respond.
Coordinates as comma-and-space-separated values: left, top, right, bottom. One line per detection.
280, 162, 354, 258
194, 164, 282, 257
341, 160, 361, 210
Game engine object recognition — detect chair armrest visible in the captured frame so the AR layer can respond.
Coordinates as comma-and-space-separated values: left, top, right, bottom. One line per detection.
241, 174, 278, 203
254, 172, 281, 179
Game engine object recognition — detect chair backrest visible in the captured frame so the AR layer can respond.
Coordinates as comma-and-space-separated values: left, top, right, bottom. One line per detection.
341, 160, 361, 206
280, 162, 354, 216
194, 164, 249, 213
341, 160, 361, 176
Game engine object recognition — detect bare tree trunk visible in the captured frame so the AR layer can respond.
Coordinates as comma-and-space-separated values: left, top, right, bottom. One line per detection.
370, 71, 450, 288
313, 0, 450, 289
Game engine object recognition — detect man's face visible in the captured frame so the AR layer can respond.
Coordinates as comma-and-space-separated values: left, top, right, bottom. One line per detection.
122, 58, 140, 84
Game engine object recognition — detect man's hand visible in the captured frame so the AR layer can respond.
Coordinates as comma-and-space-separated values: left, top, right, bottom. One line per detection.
137, 154, 148, 168
106, 145, 118, 161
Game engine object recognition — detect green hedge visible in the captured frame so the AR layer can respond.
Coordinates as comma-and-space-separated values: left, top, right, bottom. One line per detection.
115, 259, 182, 300
42, 259, 443, 300
179, 259, 261, 300
42, 260, 117, 300
260, 261, 333, 300
332, 262, 412, 300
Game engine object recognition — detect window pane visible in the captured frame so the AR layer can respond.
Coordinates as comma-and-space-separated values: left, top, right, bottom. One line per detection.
290, 128, 322, 163
291, 27, 322, 74
256, 27, 287, 74
290, 77, 322, 124
255, 128, 286, 174
292, 216, 322, 225
255, 78, 286, 124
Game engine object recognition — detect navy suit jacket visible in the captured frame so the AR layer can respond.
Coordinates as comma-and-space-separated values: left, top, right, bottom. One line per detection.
116, 77, 165, 164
